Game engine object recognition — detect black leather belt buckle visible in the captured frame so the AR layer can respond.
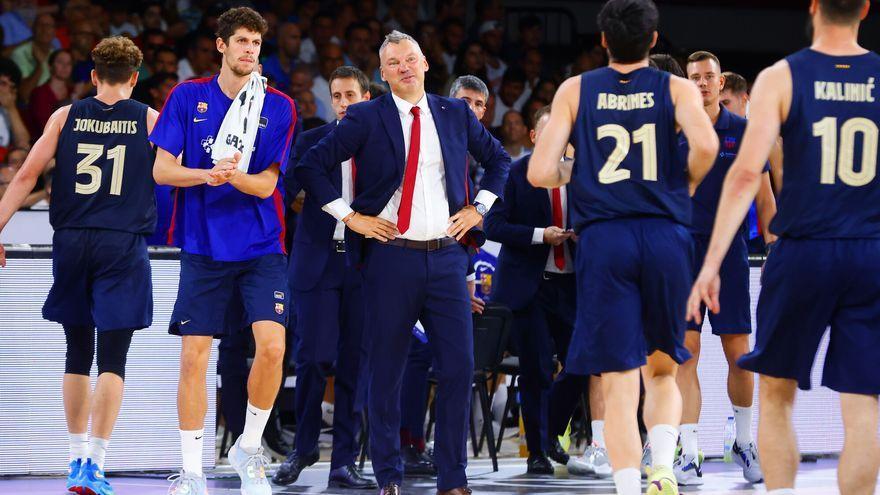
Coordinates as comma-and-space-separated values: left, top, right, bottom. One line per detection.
334, 240, 346, 253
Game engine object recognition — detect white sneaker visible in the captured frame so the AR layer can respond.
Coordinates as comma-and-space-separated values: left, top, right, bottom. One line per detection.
167, 471, 208, 495
732, 441, 763, 483
565, 450, 594, 476
582, 444, 613, 478
673, 452, 704, 486
228, 438, 272, 495
640, 442, 652, 478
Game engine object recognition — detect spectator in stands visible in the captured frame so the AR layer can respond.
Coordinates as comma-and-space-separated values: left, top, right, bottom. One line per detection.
333, 2, 358, 42
177, 30, 217, 81
4, 147, 26, 173
440, 19, 466, 76
533, 78, 558, 104
134, 46, 177, 103
293, 89, 319, 121
299, 12, 339, 64
261, 21, 303, 92
517, 47, 544, 107
0, 4, 32, 48
343, 22, 378, 79
28, 49, 73, 137
146, 71, 178, 112
416, 21, 449, 94
449, 41, 488, 91
0, 60, 30, 157
492, 67, 527, 127
565, 40, 605, 77
505, 14, 543, 64
138, 1, 167, 32
11, 13, 61, 102
356, 0, 378, 20
312, 43, 344, 123
500, 109, 530, 161
436, 0, 466, 23
108, 3, 138, 37
521, 95, 549, 131
68, 20, 98, 84
479, 20, 506, 91
0, 164, 13, 199
383, 0, 421, 34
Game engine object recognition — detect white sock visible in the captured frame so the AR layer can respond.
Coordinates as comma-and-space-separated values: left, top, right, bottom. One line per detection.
680, 423, 699, 458
591, 420, 606, 449
649, 424, 679, 469
612, 468, 642, 495
180, 429, 204, 476
767, 489, 796, 495
70, 433, 88, 462
88, 437, 109, 470
733, 405, 753, 445
239, 402, 272, 454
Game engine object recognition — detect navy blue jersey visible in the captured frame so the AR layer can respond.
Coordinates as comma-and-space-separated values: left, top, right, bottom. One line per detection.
52, 97, 156, 234
680, 106, 770, 236
569, 67, 689, 231
770, 48, 880, 239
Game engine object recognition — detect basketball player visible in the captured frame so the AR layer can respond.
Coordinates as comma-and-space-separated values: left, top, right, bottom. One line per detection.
528, 0, 718, 493
689, 1, 880, 494
150, 7, 296, 495
674, 50, 776, 485
0, 37, 156, 495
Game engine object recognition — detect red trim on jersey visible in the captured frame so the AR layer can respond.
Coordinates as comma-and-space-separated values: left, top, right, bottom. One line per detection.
166, 187, 180, 246
272, 186, 287, 255
268, 86, 298, 156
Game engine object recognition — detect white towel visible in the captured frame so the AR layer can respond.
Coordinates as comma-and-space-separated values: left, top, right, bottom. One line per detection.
211, 71, 267, 173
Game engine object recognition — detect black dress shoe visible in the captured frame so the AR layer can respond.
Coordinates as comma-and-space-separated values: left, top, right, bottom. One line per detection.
380, 482, 402, 495
328, 464, 378, 489
402, 445, 437, 476
548, 439, 571, 466
527, 452, 554, 475
271, 449, 319, 485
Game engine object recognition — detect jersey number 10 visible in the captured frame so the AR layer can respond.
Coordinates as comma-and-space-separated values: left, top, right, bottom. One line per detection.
75, 143, 127, 196
813, 117, 878, 187
596, 123, 658, 184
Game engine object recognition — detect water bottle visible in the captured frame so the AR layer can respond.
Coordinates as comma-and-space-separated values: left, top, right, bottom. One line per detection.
723, 416, 735, 463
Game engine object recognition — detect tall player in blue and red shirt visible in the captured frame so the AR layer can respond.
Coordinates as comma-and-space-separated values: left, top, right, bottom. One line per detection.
528, 1, 718, 493
689, 1, 880, 493
0, 37, 158, 495
149, 8, 296, 495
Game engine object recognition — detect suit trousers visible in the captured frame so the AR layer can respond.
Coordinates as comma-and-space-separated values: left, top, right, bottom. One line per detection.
363, 242, 473, 490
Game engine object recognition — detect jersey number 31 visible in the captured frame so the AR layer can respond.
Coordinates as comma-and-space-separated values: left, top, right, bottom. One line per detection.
75, 143, 127, 196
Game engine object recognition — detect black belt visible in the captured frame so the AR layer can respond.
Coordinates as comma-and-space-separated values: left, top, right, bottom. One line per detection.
379, 237, 458, 251
333, 240, 346, 252
542, 271, 575, 280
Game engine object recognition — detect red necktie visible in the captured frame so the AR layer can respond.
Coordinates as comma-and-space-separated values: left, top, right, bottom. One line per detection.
350, 157, 357, 197
397, 106, 421, 234
551, 187, 565, 270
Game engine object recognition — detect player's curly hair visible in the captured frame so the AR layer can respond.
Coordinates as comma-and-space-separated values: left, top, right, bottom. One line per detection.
216, 7, 268, 45
91, 36, 143, 85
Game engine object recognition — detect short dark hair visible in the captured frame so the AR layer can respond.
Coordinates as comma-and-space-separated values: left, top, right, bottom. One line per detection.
649, 53, 684, 77
155, 46, 177, 59
687, 50, 721, 70
0, 58, 21, 86
722, 71, 748, 94
533, 105, 551, 128
518, 14, 542, 32
345, 21, 370, 41
48, 49, 71, 67
369, 82, 388, 97
215, 7, 268, 45
818, 0, 867, 24
92, 36, 143, 84
597, 0, 659, 64
329, 66, 370, 95
501, 67, 527, 85
148, 71, 178, 91
141, 28, 165, 42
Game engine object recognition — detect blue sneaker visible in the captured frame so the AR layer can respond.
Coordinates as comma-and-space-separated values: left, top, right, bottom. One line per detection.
66, 459, 83, 494
79, 459, 115, 495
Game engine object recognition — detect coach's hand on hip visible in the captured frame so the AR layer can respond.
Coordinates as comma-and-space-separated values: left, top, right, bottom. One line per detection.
448, 205, 482, 240
345, 212, 398, 241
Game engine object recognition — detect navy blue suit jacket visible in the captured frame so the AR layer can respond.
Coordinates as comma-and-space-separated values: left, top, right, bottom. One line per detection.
295, 93, 510, 265
285, 122, 341, 291
484, 155, 574, 311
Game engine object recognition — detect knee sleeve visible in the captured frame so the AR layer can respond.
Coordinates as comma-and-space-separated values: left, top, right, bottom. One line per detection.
96, 330, 134, 380
64, 325, 96, 376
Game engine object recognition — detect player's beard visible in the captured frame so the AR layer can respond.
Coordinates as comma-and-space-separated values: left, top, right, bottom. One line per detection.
227, 54, 254, 77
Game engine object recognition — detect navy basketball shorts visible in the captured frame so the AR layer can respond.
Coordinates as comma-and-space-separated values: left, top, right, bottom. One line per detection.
43, 229, 152, 332
566, 217, 693, 376
687, 233, 752, 335
739, 238, 880, 394
169, 252, 289, 337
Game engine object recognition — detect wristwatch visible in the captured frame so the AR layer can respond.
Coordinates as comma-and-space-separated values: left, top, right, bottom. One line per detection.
473, 202, 488, 216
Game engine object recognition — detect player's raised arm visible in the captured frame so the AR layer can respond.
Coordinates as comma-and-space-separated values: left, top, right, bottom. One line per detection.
670, 75, 718, 192
0, 105, 69, 265
688, 60, 790, 321
527, 75, 579, 188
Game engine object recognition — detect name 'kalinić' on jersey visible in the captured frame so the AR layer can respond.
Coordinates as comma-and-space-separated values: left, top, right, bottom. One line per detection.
771, 48, 880, 239
568, 67, 689, 232
52, 97, 157, 234
149, 75, 297, 262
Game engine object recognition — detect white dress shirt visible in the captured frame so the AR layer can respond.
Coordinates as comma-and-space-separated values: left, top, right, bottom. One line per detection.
322, 92, 498, 241
530, 184, 574, 274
